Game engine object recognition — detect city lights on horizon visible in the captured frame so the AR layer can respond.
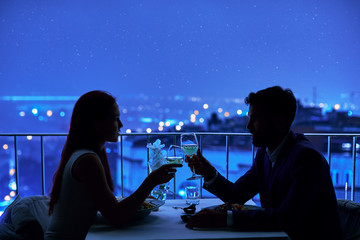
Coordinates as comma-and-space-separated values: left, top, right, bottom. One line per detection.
3, 191, 16, 201
334, 104, 341, 111
31, 108, 38, 115
5, 95, 359, 134
19, 108, 66, 119
16, 101, 356, 134
15, 101, 352, 119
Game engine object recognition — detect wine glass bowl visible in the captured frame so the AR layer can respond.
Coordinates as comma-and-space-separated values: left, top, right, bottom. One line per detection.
166, 145, 184, 167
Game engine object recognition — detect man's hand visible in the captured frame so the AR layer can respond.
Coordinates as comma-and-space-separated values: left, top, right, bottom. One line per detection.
185, 208, 227, 229
185, 149, 217, 180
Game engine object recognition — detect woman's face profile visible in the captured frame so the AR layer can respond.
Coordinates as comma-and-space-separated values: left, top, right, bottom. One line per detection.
95, 103, 123, 143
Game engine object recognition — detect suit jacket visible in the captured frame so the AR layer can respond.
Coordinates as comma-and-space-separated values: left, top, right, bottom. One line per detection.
205, 131, 342, 239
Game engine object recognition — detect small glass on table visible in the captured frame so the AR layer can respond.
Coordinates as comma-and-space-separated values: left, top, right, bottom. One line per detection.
185, 186, 200, 205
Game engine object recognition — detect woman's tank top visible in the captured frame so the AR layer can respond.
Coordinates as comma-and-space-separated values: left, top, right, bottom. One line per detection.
45, 150, 99, 240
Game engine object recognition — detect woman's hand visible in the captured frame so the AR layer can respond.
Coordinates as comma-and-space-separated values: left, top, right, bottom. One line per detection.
147, 164, 181, 186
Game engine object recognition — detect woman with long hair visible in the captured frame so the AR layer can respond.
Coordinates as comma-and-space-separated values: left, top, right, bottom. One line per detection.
45, 91, 179, 240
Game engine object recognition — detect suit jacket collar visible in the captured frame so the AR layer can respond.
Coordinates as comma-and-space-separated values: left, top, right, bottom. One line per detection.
265, 131, 297, 196
264, 150, 272, 182
267, 131, 291, 168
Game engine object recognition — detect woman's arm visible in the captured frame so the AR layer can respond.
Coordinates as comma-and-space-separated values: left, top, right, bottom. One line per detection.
72, 153, 178, 226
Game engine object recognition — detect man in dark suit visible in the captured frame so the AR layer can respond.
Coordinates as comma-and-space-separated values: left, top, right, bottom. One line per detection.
186, 86, 342, 239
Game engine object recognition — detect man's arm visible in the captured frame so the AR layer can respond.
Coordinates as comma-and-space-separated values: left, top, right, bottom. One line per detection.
187, 149, 259, 204
205, 163, 259, 204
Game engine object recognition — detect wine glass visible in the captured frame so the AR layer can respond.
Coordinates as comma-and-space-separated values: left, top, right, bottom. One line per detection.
166, 145, 184, 167
180, 133, 201, 180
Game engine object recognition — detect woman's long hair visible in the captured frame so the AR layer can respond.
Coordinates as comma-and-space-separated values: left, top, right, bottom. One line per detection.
49, 90, 115, 214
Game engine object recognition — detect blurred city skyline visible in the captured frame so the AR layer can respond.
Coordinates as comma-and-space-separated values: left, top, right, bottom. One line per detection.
1, 1, 360, 208
1, 0, 360, 115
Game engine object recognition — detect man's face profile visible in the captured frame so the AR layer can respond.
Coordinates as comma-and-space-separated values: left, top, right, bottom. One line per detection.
247, 104, 274, 147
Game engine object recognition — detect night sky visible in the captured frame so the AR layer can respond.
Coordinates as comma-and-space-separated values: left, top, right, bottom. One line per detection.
1, 0, 360, 113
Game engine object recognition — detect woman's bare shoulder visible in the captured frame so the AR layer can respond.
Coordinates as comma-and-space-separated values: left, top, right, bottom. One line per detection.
72, 153, 104, 181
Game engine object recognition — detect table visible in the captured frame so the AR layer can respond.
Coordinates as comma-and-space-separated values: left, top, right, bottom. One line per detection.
86, 199, 289, 240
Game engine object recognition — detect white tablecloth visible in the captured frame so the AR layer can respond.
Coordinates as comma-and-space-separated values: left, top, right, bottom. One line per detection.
86, 198, 288, 240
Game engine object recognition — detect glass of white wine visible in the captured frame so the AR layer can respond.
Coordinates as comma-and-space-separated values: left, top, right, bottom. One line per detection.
180, 133, 201, 180
166, 145, 184, 167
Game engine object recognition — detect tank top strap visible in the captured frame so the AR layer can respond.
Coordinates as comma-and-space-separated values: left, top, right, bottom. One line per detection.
67, 149, 98, 178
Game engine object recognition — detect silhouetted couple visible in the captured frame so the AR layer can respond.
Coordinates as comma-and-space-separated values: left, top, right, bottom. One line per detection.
46, 87, 342, 240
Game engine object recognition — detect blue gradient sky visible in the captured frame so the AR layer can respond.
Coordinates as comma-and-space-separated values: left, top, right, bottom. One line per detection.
1, 0, 360, 112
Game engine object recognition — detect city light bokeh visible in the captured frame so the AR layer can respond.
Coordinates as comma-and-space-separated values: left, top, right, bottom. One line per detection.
0, 0, 360, 213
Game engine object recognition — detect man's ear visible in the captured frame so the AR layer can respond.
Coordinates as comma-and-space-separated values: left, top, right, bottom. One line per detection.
272, 114, 289, 130
92, 120, 101, 132
278, 115, 287, 125
278, 114, 292, 131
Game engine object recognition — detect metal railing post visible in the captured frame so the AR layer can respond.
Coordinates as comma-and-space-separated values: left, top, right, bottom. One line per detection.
327, 136, 332, 167
351, 136, 357, 201
173, 135, 177, 199
14, 136, 19, 196
199, 135, 203, 198
147, 135, 150, 176
226, 135, 229, 179
41, 136, 45, 195
120, 135, 124, 198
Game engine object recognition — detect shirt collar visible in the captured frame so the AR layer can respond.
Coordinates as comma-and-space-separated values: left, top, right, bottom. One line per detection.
267, 131, 291, 165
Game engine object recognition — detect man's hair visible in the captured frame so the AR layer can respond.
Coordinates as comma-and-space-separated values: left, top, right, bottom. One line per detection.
245, 86, 297, 125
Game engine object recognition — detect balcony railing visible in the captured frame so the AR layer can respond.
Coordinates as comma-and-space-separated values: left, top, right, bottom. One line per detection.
0, 132, 359, 201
